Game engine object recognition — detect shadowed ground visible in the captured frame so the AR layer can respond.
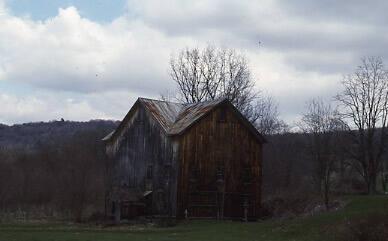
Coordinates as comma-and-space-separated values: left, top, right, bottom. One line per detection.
0, 196, 387, 241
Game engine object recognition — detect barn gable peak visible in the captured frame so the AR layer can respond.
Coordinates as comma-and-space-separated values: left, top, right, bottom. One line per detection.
103, 97, 266, 143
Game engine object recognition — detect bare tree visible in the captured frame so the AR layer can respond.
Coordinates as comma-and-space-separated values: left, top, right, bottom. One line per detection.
170, 45, 284, 134
299, 98, 345, 209
170, 48, 205, 103
336, 57, 388, 194
262, 132, 305, 196
255, 96, 289, 135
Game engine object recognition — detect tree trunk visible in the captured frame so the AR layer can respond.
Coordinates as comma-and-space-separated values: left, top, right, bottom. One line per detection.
323, 169, 331, 210
114, 200, 121, 224
368, 172, 378, 194
381, 171, 387, 194
324, 185, 329, 210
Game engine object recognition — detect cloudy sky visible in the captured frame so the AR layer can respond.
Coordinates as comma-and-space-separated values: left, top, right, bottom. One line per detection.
0, 0, 387, 125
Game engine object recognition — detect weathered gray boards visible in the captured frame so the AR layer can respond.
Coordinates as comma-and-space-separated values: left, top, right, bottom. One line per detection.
103, 97, 265, 220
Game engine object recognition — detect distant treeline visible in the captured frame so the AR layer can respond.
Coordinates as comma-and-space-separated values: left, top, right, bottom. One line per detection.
0, 120, 118, 222
263, 132, 369, 197
0, 120, 119, 149
0, 120, 386, 222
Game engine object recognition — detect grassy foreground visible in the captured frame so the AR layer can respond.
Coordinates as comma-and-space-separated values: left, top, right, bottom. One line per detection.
0, 195, 387, 241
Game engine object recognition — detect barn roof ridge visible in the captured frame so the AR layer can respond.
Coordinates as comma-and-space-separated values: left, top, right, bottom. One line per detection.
138, 97, 228, 107
138, 97, 182, 105
103, 97, 266, 143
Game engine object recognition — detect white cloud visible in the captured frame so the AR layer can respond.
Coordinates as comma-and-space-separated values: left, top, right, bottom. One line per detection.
0, 5, 195, 124
0, 6, 192, 94
248, 49, 342, 123
0, 0, 387, 124
0, 94, 46, 123
0, 92, 112, 124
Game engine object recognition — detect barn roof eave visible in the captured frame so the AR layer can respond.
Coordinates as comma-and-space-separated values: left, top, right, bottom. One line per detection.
226, 101, 267, 144
102, 97, 267, 144
167, 99, 267, 144
102, 130, 115, 142
101, 98, 142, 143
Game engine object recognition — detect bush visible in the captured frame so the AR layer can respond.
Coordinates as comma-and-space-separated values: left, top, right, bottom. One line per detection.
335, 213, 388, 241
154, 217, 176, 227
87, 212, 106, 224
261, 193, 321, 219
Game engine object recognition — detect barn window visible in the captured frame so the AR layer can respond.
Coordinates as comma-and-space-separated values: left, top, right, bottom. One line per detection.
147, 165, 153, 179
164, 164, 171, 179
218, 107, 227, 122
242, 166, 252, 184
137, 111, 145, 122
216, 162, 225, 180
111, 201, 116, 215
157, 189, 167, 211
189, 165, 199, 191
133, 126, 139, 137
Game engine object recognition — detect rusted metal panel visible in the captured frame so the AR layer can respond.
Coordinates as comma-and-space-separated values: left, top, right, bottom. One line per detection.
167, 98, 227, 135
103, 97, 265, 144
139, 98, 183, 132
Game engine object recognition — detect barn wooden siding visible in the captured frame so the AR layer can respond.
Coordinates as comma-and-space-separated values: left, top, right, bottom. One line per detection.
105, 101, 178, 218
176, 102, 262, 219
104, 98, 264, 220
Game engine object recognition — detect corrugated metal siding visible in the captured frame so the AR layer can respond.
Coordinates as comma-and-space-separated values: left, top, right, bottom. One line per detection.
167, 98, 227, 135
139, 98, 228, 135
103, 97, 233, 142
139, 98, 184, 132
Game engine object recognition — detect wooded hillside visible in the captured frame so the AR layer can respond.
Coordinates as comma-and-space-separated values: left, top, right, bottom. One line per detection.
0, 120, 386, 221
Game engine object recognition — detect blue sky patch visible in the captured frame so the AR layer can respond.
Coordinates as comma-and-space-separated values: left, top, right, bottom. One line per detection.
6, 0, 127, 22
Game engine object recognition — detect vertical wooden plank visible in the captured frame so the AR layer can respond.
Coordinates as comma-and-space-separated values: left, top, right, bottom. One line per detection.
176, 103, 263, 219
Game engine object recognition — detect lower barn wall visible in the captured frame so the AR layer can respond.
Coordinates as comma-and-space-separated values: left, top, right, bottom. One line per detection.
176, 103, 262, 219
106, 104, 178, 218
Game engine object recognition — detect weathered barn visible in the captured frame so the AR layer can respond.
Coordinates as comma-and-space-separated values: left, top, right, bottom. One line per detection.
103, 97, 266, 220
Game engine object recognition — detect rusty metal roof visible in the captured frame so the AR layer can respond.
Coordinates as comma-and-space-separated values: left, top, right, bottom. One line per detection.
167, 98, 227, 135
139, 98, 184, 132
138, 98, 226, 134
103, 97, 265, 143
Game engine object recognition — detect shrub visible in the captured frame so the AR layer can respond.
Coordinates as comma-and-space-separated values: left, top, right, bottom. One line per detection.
261, 193, 322, 219
335, 213, 388, 241
154, 217, 176, 227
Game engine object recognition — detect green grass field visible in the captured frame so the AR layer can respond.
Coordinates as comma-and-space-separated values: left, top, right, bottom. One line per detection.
1, 195, 387, 241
